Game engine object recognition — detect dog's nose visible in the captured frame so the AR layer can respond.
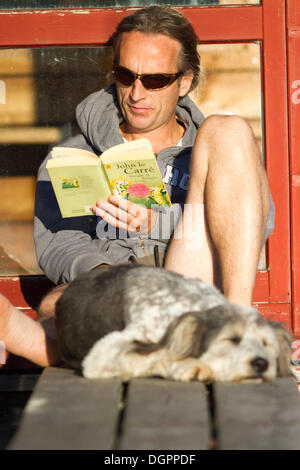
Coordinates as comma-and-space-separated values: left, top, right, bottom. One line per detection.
250, 356, 269, 374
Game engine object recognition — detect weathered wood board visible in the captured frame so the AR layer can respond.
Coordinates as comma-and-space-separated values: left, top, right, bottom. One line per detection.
118, 378, 210, 450
9, 367, 122, 450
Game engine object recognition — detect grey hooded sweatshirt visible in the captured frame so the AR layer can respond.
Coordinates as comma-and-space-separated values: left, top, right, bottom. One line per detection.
34, 85, 205, 284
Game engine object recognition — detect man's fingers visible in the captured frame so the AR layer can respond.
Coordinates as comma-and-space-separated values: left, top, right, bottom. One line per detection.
108, 195, 139, 217
94, 196, 154, 234
95, 206, 141, 232
96, 199, 135, 224
94, 207, 132, 231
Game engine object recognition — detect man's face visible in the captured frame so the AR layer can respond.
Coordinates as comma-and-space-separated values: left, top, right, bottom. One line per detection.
115, 31, 193, 135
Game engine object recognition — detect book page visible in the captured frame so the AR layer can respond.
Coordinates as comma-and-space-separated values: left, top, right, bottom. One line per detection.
101, 138, 155, 164
104, 158, 171, 208
51, 146, 99, 160
47, 162, 111, 217
47, 156, 100, 168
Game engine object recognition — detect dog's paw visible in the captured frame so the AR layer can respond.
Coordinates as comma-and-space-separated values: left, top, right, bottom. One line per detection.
196, 363, 214, 382
82, 359, 105, 379
82, 346, 108, 379
169, 359, 213, 382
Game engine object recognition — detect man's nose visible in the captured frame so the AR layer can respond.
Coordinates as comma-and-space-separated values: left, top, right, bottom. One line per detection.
129, 78, 147, 101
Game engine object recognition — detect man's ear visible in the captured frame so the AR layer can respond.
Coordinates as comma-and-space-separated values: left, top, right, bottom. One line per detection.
179, 70, 194, 97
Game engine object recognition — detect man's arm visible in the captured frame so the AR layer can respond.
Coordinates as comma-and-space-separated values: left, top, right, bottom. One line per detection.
34, 148, 114, 285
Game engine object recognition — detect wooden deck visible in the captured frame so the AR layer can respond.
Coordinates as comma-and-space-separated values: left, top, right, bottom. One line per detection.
7, 367, 300, 450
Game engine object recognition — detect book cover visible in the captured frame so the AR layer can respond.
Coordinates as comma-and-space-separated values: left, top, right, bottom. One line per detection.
46, 138, 171, 218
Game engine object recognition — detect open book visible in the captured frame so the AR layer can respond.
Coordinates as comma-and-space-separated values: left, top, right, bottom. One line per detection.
46, 138, 171, 218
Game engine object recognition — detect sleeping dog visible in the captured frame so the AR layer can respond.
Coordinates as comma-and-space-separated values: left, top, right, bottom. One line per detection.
54, 265, 292, 382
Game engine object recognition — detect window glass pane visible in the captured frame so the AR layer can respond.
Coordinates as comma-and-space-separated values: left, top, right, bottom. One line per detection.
0, 46, 113, 275
0, 0, 260, 9
191, 43, 262, 150
0, 42, 264, 276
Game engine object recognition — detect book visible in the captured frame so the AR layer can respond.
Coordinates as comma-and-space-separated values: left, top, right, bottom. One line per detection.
46, 138, 171, 218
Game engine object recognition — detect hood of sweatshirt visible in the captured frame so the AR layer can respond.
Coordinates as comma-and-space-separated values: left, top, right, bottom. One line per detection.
75, 84, 205, 154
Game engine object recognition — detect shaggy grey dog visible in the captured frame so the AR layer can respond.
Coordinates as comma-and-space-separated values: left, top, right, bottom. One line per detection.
54, 265, 292, 382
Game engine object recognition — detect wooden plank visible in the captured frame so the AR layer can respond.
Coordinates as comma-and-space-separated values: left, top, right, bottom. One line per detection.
0, 177, 36, 221
0, 77, 35, 125
195, 70, 262, 120
198, 43, 261, 72
0, 6, 263, 48
252, 271, 269, 303
118, 378, 210, 450
287, 0, 300, 29
214, 377, 300, 450
253, 303, 292, 331
9, 367, 122, 450
0, 127, 61, 144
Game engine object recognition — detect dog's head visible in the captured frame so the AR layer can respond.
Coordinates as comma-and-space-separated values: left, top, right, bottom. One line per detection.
134, 305, 292, 382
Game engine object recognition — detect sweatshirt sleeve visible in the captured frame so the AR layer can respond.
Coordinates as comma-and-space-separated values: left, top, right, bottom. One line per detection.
34, 145, 113, 285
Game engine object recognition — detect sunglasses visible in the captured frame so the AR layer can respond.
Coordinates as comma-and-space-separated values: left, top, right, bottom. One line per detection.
113, 64, 183, 91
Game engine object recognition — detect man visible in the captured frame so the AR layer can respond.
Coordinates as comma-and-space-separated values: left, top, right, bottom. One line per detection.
0, 6, 273, 367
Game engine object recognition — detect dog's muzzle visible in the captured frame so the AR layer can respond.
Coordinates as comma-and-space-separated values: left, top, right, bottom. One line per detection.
250, 356, 269, 374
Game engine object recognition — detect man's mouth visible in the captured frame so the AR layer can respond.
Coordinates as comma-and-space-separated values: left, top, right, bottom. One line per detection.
129, 105, 151, 115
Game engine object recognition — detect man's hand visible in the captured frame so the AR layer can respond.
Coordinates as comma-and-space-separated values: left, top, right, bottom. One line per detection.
92, 195, 157, 235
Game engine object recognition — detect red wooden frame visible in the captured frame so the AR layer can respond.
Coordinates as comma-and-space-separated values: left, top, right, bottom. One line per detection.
287, 0, 300, 334
0, 1, 292, 330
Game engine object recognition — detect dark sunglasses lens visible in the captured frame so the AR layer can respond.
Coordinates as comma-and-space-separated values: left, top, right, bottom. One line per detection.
114, 66, 177, 90
141, 74, 171, 90
115, 67, 135, 86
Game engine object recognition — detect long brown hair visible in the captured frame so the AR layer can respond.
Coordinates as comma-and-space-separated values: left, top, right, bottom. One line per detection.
109, 5, 201, 92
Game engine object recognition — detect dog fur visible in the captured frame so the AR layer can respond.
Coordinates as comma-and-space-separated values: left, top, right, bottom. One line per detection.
54, 265, 292, 382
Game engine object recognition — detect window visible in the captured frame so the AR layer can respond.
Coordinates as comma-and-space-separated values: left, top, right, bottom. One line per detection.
0, 42, 263, 275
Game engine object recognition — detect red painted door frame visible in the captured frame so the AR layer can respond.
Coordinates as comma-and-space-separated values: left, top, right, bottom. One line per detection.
0, 1, 293, 329
287, 0, 300, 334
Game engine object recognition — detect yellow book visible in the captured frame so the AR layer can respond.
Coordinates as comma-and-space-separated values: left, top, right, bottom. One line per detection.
46, 138, 171, 218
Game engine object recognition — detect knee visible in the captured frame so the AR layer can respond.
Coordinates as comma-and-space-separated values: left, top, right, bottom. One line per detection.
197, 114, 259, 164
199, 114, 254, 139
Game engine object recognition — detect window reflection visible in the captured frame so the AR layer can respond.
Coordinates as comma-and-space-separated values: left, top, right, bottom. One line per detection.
0, 42, 262, 275
0, 47, 113, 275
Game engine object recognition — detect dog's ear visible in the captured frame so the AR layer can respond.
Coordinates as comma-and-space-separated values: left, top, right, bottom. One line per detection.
269, 321, 292, 377
133, 312, 207, 360
163, 312, 208, 360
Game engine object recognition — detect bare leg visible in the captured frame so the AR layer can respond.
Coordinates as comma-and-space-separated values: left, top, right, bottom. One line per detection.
165, 115, 270, 306
0, 283, 68, 366
0, 293, 59, 367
